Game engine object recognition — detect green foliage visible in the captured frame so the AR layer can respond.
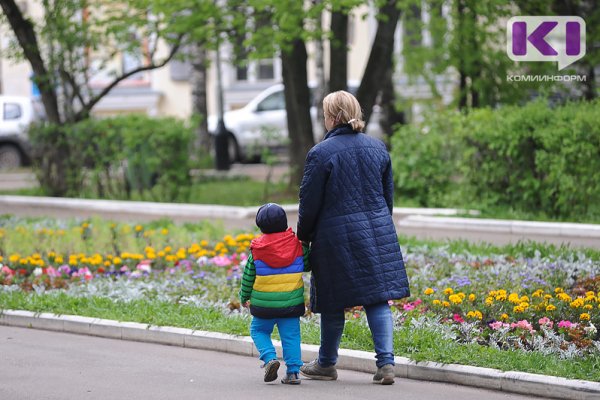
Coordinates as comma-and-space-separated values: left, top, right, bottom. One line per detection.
390, 99, 600, 220
390, 110, 462, 206
462, 100, 600, 218
28, 115, 195, 201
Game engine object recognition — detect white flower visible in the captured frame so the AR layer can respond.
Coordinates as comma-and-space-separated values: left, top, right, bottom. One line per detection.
33, 267, 43, 277
584, 323, 597, 336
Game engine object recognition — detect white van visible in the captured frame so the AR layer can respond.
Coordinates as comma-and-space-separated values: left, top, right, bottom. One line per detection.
207, 83, 384, 162
0, 96, 37, 169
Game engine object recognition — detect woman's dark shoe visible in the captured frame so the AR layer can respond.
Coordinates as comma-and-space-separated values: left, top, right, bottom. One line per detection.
299, 359, 338, 380
372, 364, 395, 385
263, 359, 280, 382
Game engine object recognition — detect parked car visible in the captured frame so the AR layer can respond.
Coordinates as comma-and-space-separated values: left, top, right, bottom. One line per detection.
207, 83, 384, 162
0, 96, 37, 169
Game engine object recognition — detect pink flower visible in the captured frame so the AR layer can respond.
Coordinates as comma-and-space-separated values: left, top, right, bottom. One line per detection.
403, 303, 416, 311
120, 265, 129, 273
510, 320, 534, 332
489, 321, 508, 330
413, 298, 423, 306
212, 255, 232, 267
1, 266, 15, 276
538, 317, 554, 328
45, 266, 59, 277
558, 320, 576, 329
453, 314, 465, 323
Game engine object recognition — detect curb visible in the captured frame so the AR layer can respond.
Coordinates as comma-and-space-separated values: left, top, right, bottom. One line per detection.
397, 215, 600, 239
0, 195, 474, 220
1, 309, 599, 399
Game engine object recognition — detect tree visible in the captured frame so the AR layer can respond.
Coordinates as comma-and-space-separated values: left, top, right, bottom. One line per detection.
356, 0, 402, 125
0, 0, 183, 124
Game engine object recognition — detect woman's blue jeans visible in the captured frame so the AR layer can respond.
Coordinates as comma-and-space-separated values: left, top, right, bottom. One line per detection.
250, 316, 303, 374
318, 302, 394, 368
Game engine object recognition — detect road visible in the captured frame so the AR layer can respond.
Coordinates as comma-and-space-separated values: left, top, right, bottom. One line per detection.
0, 326, 546, 400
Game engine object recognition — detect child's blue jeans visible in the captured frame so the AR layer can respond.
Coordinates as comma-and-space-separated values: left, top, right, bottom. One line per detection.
250, 316, 303, 374
318, 301, 395, 368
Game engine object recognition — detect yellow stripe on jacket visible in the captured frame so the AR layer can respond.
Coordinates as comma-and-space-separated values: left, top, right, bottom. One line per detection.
254, 272, 304, 292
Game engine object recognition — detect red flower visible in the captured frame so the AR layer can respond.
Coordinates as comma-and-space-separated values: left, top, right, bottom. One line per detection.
453, 314, 465, 323
97, 267, 105, 274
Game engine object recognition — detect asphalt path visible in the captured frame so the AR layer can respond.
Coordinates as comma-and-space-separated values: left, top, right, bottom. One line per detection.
0, 326, 548, 400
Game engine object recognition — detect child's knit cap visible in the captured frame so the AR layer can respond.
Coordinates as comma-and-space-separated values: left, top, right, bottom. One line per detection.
255, 203, 288, 233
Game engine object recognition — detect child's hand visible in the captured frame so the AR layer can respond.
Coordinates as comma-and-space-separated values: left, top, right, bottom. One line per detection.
242, 301, 250, 308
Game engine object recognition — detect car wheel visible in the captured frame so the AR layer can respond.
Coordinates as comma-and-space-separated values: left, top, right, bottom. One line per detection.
227, 133, 240, 163
0, 144, 23, 169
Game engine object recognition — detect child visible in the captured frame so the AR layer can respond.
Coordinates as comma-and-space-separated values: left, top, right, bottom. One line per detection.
239, 203, 310, 384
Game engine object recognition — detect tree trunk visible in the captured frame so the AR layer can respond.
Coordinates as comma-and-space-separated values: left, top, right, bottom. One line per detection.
190, 43, 211, 153
380, 57, 404, 146
356, 0, 401, 126
282, 38, 314, 187
314, 7, 327, 141
456, 0, 468, 110
0, 0, 61, 124
329, 10, 348, 92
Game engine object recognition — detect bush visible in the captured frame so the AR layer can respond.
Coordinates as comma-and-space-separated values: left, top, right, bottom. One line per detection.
390, 110, 463, 207
29, 115, 195, 201
389, 99, 600, 220
462, 100, 600, 218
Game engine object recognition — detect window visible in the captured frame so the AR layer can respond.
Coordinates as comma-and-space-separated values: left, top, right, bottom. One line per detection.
256, 91, 285, 112
257, 59, 274, 80
3, 103, 22, 120
236, 65, 248, 81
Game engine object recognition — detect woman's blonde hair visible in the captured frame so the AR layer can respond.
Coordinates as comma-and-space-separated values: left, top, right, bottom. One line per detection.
323, 90, 366, 132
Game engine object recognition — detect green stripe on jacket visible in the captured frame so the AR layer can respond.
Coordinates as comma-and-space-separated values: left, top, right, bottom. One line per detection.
250, 288, 304, 308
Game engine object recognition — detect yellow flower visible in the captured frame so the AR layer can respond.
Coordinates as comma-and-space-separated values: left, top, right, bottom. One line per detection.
508, 293, 520, 304
495, 290, 507, 301
164, 246, 172, 253
500, 313, 509, 321
113, 257, 122, 265
485, 297, 494, 306
570, 298, 585, 308
443, 288, 454, 295
584, 304, 593, 310
442, 301, 450, 307
544, 294, 553, 300
449, 294, 463, 304
532, 289, 544, 298
158, 251, 165, 257
580, 313, 591, 321
468, 294, 476, 302
557, 293, 572, 302
135, 225, 143, 232
424, 288, 434, 295
555, 287, 564, 294
546, 304, 556, 312
432, 300, 441, 306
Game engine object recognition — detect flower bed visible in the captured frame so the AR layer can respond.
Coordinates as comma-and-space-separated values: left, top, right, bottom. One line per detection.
0, 217, 599, 362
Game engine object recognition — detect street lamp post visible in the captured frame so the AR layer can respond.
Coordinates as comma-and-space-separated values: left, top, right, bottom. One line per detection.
214, 41, 230, 171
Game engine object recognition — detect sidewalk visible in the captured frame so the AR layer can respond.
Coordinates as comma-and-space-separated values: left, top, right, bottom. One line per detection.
1, 310, 598, 399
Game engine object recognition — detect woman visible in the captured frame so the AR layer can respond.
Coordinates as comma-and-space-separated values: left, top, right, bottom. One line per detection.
297, 90, 410, 385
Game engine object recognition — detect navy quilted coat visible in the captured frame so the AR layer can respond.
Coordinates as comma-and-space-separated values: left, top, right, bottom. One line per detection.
297, 124, 410, 313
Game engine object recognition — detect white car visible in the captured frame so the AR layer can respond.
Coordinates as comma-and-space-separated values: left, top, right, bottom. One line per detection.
0, 96, 37, 169
207, 83, 384, 162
